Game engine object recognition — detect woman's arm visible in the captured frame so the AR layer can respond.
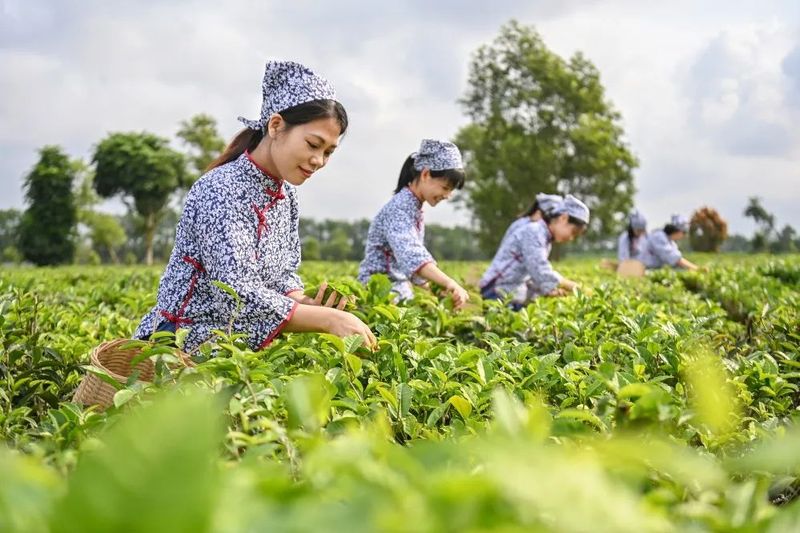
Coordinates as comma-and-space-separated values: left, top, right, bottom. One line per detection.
416, 263, 469, 308
284, 304, 376, 348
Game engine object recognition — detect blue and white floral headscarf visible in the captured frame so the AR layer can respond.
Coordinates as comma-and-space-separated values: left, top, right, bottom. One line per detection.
554, 194, 590, 225
536, 193, 563, 216
670, 214, 689, 233
412, 139, 463, 171
629, 210, 648, 231
238, 60, 336, 132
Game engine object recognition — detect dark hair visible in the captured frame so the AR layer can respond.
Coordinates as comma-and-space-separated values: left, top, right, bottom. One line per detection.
542, 211, 588, 232
207, 99, 348, 171
521, 200, 541, 218
568, 216, 588, 231
394, 154, 466, 194
627, 223, 637, 256
664, 224, 683, 236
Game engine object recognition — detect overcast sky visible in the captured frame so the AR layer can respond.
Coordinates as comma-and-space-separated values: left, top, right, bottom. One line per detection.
1, 0, 798, 236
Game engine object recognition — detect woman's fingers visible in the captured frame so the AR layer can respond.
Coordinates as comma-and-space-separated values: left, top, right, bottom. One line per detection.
336, 296, 348, 310
313, 282, 328, 305
324, 290, 339, 308
363, 327, 378, 350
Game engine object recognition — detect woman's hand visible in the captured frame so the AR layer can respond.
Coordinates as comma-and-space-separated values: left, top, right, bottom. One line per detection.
313, 281, 352, 310
559, 278, 579, 292
416, 263, 469, 310
285, 304, 376, 351
324, 309, 377, 349
444, 281, 470, 309
546, 287, 569, 297
288, 283, 353, 309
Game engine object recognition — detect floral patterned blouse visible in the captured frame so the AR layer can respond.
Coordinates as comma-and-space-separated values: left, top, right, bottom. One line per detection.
479, 219, 562, 299
641, 229, 682, 269
358, 187, 434, 300
134, 151, 302, 351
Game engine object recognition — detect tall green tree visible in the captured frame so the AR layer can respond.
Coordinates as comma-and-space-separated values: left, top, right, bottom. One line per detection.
455, 20, 638, 253
17, 146, 77, 265
772, 225, 797, 254
743, 197, 775, 252
177, 114, 225, 181
93, 132, 188, 265
0, 208, 21, 261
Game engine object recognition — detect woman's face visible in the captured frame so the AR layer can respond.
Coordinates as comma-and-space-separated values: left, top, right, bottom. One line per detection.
549, 213, 584, 243
670, 230, 685, 241
417, 169, 455, 207
634, 228, 646, 237
267, 115, 341, 186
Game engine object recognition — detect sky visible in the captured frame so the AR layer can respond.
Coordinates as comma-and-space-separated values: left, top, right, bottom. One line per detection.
1, 0, 798, 236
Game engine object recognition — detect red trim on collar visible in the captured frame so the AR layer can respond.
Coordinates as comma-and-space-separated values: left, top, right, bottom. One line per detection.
244, 150, 282, 184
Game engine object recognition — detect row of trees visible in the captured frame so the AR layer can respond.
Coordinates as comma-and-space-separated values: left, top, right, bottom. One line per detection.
0, 205, 485, 264
300, 219, 485, 261
5, 115, 225, 266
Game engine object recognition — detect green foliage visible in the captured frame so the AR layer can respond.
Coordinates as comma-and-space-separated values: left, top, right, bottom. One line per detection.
0, 209, 21, 258
742, 197, 798, 254
17, 147, 77, 265
455, 20, 637, 253
299, 218, 486, 261
92, 132, 188, 265
1, 255, 800, 530
176, 113, 225, 181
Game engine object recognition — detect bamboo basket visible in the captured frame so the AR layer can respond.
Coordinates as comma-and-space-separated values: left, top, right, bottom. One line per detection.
72, 338, 194, 409
617, 259, 646, 278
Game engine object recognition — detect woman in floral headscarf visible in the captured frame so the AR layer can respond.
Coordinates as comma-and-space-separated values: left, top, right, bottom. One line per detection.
641, 214, 701, 270
479, 195, 590, 308
358, 139, 470, 308
135, 60, 376, 351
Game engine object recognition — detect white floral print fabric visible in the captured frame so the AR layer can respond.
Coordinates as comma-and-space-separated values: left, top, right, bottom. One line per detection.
358, 187, 434, 300
480, 219, 562, 299
412, 139, 463, 171
238, 60, 336, 131
641, 229, 682, 268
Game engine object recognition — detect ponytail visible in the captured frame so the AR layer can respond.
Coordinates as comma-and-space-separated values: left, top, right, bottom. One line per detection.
521, 200, 541, 218
207, 128, 263, 171
627, 224, 636, 256
393, 154, 466, 194
394, 154, 417, 194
